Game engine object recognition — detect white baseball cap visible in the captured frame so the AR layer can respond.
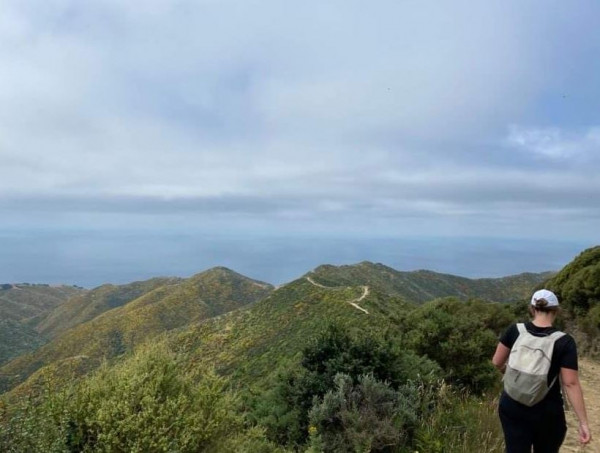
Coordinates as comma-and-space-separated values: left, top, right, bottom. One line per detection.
531, 289, 559, 307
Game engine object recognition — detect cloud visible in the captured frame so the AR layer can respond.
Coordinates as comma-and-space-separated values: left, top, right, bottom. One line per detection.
0, 0, 600, 242
507, 125, 600, 160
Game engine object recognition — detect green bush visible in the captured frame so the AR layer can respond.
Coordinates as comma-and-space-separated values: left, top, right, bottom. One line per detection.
308, 373, 421, 452
557, 262, 600, 315
1, 344, 279, 453
404, 298, 512, 393
250, 324, 439, 449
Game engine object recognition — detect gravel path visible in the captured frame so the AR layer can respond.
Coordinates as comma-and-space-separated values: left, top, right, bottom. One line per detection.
562, 357, 600, 453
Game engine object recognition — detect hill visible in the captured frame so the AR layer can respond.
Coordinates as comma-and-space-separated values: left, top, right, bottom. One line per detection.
0, 283, 85, 366
163, 273, 511, 392
1, 261, 548, 395
543, 246, 600, 356
545, 246, 600, 315
0, 320, 47, 366
307, 261, 552, 303
0, 267, 273, 393
0, 283, 84, 324
36, 277, 181, 338
0, 260, 563, 452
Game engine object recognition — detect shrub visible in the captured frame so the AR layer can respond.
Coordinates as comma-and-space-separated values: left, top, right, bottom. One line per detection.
308, 373, 421, 452
251, 324, 439, 448
1, 344, 279, 453
404, 298, 512, 393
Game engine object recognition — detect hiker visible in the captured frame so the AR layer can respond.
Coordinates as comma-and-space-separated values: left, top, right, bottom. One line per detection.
491, 289, 591, 452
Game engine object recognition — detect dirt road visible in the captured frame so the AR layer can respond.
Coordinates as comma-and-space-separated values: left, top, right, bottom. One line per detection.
562, 358, 600, 453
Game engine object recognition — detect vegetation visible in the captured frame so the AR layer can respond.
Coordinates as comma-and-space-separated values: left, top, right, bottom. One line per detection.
36, 278, 180, 339
248, 325, 440, 448
0, 268, 273, 394
0, 284, 84, 367
403, 298, 513, 392
3, 247, 600, 452
308, 373, 421, 452
0, 320, 47, 366
0, 344, 281, 452
309, 262, 552, 304
0, 283, 83, 324
546, 246, 600, 356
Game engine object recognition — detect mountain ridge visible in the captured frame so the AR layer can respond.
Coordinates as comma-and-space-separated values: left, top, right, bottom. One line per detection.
0, 267, 274, 393
306, 261, 552, 303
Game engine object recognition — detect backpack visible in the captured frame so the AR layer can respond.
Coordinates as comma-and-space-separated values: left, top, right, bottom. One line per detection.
503, 323, 565, 407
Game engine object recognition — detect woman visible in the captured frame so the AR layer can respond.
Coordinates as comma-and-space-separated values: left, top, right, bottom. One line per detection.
492, 289, 591, 452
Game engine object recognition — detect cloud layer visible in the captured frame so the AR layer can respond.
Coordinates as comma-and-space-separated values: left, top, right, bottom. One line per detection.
1, 0, 600, 241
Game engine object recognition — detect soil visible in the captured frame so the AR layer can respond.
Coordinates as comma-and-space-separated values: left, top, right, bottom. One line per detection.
562, 358, 600, 452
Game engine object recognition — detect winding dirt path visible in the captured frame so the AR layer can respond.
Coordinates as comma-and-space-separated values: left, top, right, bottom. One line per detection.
562, 358, 600, 453
305, 276, 370, 315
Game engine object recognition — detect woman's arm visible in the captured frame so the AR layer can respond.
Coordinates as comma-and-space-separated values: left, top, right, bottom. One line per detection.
561, 367, 592, 445
492, 343, 510, 374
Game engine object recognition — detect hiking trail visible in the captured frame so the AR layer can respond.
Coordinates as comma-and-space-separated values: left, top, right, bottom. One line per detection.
562, 357, 600, 453
306, 276, 370, 315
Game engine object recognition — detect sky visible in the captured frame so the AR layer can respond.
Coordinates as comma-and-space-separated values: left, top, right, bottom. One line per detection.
1, 0, 599, 287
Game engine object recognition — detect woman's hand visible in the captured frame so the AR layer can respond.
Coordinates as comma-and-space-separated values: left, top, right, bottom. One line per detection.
579, 422, 591, 445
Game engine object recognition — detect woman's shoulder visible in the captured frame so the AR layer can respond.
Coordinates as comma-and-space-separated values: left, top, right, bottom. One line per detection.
499, 323, 520, 347
556, 331, 576, 347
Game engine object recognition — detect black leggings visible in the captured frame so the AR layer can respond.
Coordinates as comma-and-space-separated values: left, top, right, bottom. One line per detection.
499, 393, 567, 453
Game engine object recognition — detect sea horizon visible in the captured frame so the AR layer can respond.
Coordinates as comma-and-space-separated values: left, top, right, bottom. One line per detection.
0, 229, 592, 289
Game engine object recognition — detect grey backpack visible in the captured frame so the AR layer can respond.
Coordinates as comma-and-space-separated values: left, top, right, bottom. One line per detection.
503, 323, 565, 407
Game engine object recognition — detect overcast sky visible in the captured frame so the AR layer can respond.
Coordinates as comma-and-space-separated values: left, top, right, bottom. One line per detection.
1, 1, 598, 285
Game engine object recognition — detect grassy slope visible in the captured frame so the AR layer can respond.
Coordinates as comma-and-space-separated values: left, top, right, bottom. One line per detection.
308, 261, 552, 303
167, 277, 411, 390
1, 261, 552, 396
0, 284, 84, 323
0, 320, 47, 366
36, 277, 181, 338
0, 284, 85, 367
0, 268, 273, 394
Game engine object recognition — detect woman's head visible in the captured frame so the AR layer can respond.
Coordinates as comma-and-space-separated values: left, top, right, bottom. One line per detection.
529, 289, 560, 317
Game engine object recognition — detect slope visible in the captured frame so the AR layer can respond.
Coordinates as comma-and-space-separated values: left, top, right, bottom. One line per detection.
0, 320, 47, 366
0, 284, 85, 367
308, 261, 552, 304
0, 267, 273, 394
36, 277, 181, 338
166, 276, 411, 389
0, 283, 84, 323
545, 246, 600, 315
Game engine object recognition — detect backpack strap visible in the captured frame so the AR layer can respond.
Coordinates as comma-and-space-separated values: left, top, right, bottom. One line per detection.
547, 331, 566, 390
548, 331, 566, 340
516, 323, 527, 335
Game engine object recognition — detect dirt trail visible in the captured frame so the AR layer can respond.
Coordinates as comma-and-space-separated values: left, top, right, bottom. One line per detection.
562, 358, 600, 453
305, 276, 370, 315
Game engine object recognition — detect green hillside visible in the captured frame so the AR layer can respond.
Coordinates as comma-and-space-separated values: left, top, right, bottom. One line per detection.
308, 261, 552, 303
163, 274, 511, 394
544, 246, 600, 355
36, 277, 181, 338
2, 250, 598, 452
168, 277, 402, 386
0, 320, 47, 366
0, 267, 273, 394
1, 271, 515, 452
545, 246, 600, 315
1, 262, 546, 396
0, 284, 85, 367
0, 283, 84, 324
